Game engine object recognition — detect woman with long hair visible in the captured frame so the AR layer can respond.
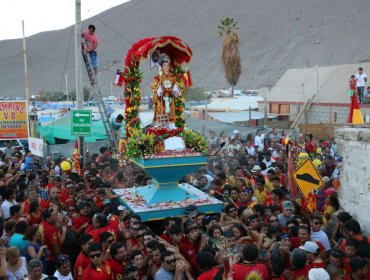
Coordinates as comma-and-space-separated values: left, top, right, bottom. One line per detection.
24, 227, 48, 273
26, 201, 43, 227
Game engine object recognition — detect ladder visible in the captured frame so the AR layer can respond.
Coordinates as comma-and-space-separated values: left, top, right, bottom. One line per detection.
81, 44, 117, 150
290, 94, 316, 129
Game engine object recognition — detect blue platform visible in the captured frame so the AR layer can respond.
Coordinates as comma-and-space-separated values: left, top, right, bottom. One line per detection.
116, 155, 223, 221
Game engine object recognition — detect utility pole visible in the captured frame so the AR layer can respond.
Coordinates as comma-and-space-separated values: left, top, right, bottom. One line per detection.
315, 65, 320, 123
65, 74, 69, 102
22, 21, 32, 136
261, 87, 269, 128
75, 0, 84, 162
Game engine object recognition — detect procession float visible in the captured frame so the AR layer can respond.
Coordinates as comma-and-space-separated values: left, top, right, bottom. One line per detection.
115, 36, 223, 221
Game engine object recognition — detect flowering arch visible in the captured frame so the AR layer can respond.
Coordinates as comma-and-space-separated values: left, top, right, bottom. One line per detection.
121, 36, 193, 138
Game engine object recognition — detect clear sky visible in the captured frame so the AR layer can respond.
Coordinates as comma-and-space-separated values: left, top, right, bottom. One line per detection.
0, 0, 130, 41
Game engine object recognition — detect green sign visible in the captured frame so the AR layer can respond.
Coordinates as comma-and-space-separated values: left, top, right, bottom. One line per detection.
71, 110, 92, 136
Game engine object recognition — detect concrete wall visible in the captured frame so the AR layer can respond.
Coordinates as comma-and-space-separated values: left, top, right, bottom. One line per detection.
298, 124, 344, 140
259, 103, 370, 124
335, 126, 370, 235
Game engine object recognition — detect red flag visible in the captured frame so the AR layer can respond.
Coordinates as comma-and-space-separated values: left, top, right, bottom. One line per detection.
301, 192, 317, 213
287, 150, 298, 200
182, 70, 192, 87
348, 92, 364, 124
113, 69, 124, 87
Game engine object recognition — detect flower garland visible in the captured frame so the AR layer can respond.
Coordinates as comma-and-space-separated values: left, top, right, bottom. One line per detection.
126, 128, 155, 159
180, 129, 208, 153
123, 65, 142, 137
172, 66, 186, 128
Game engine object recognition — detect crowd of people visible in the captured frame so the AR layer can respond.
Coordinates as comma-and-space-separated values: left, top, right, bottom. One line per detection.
0, 127, 368, 280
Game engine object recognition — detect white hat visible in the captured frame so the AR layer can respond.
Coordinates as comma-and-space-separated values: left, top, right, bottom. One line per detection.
308, 268, 330, 280
299, 241, 319, 254
322, 176, 330, 183
251, 165, 261, 173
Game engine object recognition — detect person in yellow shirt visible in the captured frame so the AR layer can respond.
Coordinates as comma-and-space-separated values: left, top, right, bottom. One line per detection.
265, 169, 275, 192
228, 166, 250, 188
253, 176, 271, 206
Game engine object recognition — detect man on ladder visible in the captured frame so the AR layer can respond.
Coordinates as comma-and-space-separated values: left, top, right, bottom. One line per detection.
82, 24, 99, 77
81, 24, 117, 150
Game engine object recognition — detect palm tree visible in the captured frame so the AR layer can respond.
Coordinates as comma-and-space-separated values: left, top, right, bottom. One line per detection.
218, 17, 241, 97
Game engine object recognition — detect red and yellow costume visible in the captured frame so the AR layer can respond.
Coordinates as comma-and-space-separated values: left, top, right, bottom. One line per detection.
151, 68, 180, 124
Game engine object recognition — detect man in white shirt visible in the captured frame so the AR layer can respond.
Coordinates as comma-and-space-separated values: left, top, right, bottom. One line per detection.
309, 213, 331, 251
1, 188, 17, 220
254, 129, 265, 148
356, 67, 367, 103
245, 139, 256, 156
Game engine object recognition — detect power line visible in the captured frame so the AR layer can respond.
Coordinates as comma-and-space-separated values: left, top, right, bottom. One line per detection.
59, 26, 74, 93
93, 15, 133, 45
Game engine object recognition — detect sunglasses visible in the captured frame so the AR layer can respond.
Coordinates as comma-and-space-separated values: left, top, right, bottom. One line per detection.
89, 253, 101, 259
314, 221, 322, 225
165, 258, 176, 265
269, 219, 279, 223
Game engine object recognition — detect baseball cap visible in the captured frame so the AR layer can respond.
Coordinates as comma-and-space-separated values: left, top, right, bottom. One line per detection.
308, 268, 330, 280
185, 204, 197, 214
299, 241, 319, 254
251, 165, 261, 173
278, 232, 289, 240
282, 201, 294, 210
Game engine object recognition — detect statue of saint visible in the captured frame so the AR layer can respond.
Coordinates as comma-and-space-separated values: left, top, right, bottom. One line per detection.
151, 54, 181, 128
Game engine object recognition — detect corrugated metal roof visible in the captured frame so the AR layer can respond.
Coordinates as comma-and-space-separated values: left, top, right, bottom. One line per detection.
192, 96, 263, 111
208, 111, 278, 124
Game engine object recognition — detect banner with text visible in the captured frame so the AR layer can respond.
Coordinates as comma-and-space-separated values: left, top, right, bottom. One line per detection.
29, 137, 44, 157
0, 101, 29, 140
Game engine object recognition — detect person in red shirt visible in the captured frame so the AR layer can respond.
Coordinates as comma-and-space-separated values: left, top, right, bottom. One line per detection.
125, 221, 142, 255
284, 248, 311, 280
343, 238, 358, 276
86, 213, 117, 242
22, 188, 47, 215
232, 244, 270, 280
26, 201, 43, 227
59, 181, 77, 206
130, 249, 146, 279
159, 217, 176, 243
344, 256, 369, 280
82, 243, 113, 280
196, 250, 222, 280
108, 241, 128, 280
82, 24, 99, 76
168, 224, 183, 250
299, 241, 326, 268
145, 240, 166, 279
236, 188, 256, 209
74, 234, 93, 280
180, 223, 207, 274
38, 207, 65, 275
71, 201, 91, 235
